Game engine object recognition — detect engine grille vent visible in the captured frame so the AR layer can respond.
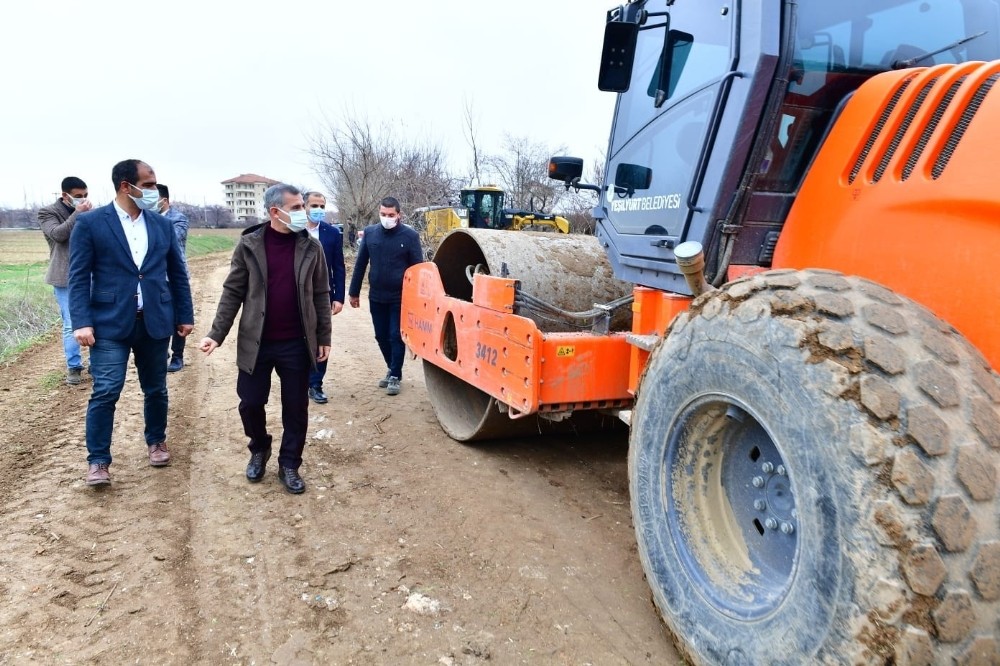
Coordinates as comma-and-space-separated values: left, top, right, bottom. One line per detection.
930, 72, 999, 179
872, 77, 939, 183
848, 79, 912, 185
901, 76, 967, 181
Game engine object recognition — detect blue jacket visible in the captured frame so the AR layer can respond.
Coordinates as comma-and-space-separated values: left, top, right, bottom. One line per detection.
312, 221, 346, 304
163, 206, 189, 257
68, 203, 194, 341
348, 223, 423, 303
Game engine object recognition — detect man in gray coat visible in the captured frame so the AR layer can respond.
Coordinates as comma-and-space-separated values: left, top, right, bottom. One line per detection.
199, 183, 332, 494
38, 176, 92, 384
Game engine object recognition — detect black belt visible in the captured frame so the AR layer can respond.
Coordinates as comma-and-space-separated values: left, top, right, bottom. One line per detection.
136, 310, 144, 320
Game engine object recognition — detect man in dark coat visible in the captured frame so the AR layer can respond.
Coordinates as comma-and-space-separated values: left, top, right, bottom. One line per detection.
348, 196, 423, 396
199, 183, 332, 494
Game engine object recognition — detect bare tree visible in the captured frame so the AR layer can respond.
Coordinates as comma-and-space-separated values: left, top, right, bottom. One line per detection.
309, 113, 397, 245
462, 98, 483, 187
483, 134, 568, 212
0, 206, 41, 229
308, 111, 457, 248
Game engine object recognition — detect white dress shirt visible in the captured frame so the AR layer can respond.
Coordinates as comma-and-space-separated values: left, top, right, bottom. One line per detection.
112, 199, 149, 310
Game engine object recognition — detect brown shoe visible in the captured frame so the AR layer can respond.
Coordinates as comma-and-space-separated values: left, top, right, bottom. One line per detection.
148, 443, 170, 467
86, 463, 111, 486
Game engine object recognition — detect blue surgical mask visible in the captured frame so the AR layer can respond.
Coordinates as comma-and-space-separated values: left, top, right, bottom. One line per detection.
128, 183, 160, 211
282, 209, 309, 232
308, 209, 325, 223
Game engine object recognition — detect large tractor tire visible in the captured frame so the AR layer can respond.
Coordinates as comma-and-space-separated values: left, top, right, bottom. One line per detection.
630, 269, 1000, 665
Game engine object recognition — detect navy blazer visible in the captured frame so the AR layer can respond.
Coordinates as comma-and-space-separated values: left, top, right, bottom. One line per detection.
314, 221, 346, 304
68, 203, 194, 341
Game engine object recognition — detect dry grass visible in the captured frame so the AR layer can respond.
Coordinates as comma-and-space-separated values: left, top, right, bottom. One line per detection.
0, 230, 50, 265
0, 228, 243, 362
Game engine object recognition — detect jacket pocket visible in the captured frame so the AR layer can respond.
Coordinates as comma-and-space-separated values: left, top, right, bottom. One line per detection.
92, 290, 115, 304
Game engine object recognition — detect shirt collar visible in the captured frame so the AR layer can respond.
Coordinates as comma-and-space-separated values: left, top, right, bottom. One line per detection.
113, 198, 145, 223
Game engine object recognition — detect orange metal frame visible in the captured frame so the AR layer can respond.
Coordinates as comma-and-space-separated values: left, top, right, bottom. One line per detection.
402, 265, 691, 417
774, 61, 1000, 370
404, 60, 1000, 420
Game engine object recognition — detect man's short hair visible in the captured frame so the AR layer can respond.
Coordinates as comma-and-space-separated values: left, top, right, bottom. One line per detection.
61, 176, 87, 192
380, 196, 401, 213
156, 184, 170, 199
263, 183, 301, 211
111, 159, 145, 189
302, 191, 325, 201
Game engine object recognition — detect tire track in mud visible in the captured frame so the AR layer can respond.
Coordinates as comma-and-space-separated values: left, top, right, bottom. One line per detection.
0, 259, 210, 665
1, 251, 681, 665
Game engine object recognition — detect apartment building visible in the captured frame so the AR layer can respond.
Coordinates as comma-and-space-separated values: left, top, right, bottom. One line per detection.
221, 174, 280, 221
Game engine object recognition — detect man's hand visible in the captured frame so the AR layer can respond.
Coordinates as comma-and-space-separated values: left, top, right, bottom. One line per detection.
317, 346, 331, 362
76, 199, 93, 213
349, 296, 360, 308
332, 301, 343, 315
199, 337, 219, 355
176, 324, 194, 337
74, 327, 95, 347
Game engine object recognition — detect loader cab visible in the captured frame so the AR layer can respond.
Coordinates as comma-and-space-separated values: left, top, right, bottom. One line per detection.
462, 187, 506, 230
588, 0, 1000, 294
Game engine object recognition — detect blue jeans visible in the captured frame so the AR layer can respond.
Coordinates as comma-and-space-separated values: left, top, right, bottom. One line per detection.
85, 316, 170, 464
308, 359, 327, 389
52, 286, 83, 370
369, 299, 405, 379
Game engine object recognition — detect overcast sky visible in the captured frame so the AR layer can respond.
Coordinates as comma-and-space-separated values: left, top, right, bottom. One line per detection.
0, 0, 617, 209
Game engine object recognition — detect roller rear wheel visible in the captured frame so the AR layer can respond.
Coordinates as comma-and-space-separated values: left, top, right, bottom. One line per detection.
630, 269, 1000, 664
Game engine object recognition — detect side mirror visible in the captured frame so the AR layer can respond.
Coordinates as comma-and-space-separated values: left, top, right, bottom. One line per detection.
598, 21, 639, 92
548, 156, 584, 183
614, 163, 652, 195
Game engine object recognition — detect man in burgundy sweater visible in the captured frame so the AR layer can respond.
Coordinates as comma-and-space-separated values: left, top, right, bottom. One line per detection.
199, 184, 332, 494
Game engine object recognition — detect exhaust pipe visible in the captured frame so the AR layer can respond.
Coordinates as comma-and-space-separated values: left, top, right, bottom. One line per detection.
674, 241, 715, 297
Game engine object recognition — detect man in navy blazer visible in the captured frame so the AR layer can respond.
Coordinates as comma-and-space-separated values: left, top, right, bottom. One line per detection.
68, 159, 194, 486
303, 191, 345, 404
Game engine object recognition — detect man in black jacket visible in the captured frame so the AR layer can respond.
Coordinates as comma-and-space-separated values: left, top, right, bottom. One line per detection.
348, 196, 423, 396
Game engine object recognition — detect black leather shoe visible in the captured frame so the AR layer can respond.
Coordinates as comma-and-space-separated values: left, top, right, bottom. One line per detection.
246, 448, 271, 482
308, 386, 328, 404
277, 466, 306, 494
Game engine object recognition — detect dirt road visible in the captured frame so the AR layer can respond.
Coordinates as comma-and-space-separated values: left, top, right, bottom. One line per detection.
0, 252, 680, 665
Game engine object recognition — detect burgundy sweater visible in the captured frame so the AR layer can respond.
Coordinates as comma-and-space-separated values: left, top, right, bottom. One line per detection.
262, 225, 303, 341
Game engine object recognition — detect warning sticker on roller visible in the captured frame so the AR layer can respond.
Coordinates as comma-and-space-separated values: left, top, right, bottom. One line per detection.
556, 346, 575, 358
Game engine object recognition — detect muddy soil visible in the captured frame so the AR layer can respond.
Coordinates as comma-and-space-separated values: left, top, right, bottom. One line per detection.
0, 252, 680, 665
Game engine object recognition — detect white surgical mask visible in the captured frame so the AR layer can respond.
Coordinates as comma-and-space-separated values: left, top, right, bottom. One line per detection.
281, 208, 309, 232
380, 215, 398, 229
128, 183, 160, 210
70, 197, 86, 208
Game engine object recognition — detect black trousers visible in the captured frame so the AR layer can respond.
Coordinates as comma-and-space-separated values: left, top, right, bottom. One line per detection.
237, 338, 311, 470
369, 299, 405, 379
